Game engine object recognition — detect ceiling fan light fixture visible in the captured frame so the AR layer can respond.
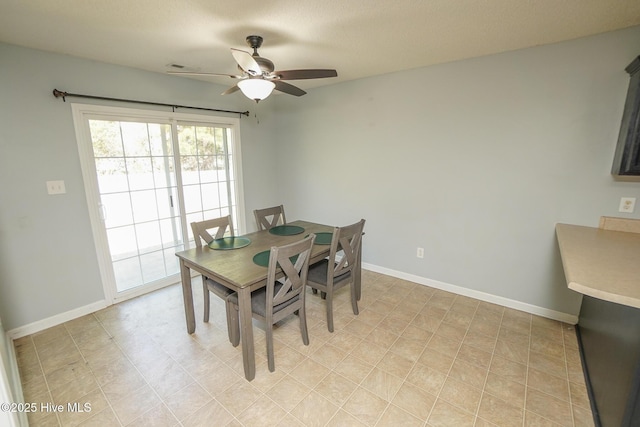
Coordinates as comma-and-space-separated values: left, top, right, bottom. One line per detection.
237, 78, 275, 102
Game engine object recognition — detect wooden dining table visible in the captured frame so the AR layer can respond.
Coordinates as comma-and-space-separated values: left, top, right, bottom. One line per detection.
175, 220, 362, 381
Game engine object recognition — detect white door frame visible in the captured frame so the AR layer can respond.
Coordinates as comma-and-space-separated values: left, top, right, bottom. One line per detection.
71, 103, 246, 304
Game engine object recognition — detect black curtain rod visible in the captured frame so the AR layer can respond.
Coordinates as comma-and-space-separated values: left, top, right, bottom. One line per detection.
52, 89, 250, 117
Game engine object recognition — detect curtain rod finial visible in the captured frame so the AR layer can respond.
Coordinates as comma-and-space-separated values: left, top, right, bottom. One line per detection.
53, 89, 67, 102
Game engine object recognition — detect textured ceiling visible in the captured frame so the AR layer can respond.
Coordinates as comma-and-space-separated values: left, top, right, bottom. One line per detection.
2, 0, 640, 92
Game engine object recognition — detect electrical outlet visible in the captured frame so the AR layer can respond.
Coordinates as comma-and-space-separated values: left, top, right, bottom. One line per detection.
416, 247, 424, 258
46, 180, 66, 195
619, 197, 636, 213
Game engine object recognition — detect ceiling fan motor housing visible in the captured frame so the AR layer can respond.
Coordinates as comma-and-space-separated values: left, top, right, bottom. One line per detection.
245, 35, 274, 74
246, 35, 263, 51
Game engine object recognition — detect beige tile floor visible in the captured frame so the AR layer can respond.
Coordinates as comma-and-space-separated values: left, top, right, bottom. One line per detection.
15, 270, 595, 426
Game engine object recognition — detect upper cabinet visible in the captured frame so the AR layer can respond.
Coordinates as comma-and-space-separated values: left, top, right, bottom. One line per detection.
612, 56, 640, 178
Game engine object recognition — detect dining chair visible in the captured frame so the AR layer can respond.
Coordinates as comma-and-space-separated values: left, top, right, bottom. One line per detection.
307, 219, 365, 332
228, 234, 316, 372
190, 216, 238, 345
254, 204, 286, 231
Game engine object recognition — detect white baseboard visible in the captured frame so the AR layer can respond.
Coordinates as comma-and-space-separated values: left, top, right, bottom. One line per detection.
7, 300, 109, 340
362, 263, 579, 325
6, 279, 182, 340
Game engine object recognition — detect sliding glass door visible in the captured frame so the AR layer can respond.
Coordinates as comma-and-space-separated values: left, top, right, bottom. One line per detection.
73, 105, 244, 302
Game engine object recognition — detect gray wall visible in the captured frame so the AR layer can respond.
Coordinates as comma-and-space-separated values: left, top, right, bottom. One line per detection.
273, 26, 640, 316
1, 25, 639, 331
0, 43, 279, 330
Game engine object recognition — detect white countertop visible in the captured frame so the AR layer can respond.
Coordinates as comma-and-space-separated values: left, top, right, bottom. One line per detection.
556, 223, 640, 309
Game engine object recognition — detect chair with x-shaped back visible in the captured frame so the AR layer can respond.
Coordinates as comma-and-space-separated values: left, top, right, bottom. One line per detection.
228, 234, 316, 372
307, 219, 365, 332
254, 205, 286, 231
190, 215, 238, 345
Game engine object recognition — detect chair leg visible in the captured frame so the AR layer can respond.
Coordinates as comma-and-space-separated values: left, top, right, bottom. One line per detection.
203, 282, 210, 322
326, 290, 334, 332
350, 282, 359, 315
228, 302, 240, 347
299, 305, 310, 345
266, 325, 275, 372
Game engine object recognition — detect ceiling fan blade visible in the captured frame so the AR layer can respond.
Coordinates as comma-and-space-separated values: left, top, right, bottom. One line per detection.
231, 48, 261, 75
167, 71, 242, 79
274, 69, 337, 80
221, 85, 241, 95
274, 81, 306, 97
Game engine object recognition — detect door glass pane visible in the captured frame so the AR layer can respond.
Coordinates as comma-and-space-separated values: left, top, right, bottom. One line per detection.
159, 217, 183, 248
101, 193, 133, 228
149, 124, 173, 156
106, 226, 137, 261
182, 184, 202, 214
164, 246, 181, 275
95, 158, 128, 193
126, 158, 154, 191
185, 212, 204, 228
201, 183, 220, 211
89, 119, 181, 293
180, 156, 199, 185
152, 157, 175, 188
199, 156, 216, 183
130, 190, 159, 223
218, 184, 229, 208
121, 122, 151, 157
178, 126, 197, 154
140, 251, 166, 283
112, 257, 142, 292
90, 121, 124, 157
135, 221, 162, 254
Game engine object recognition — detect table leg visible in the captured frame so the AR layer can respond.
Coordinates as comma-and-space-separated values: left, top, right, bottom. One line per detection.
238, 288, 256, 381
179, 259, 196, 334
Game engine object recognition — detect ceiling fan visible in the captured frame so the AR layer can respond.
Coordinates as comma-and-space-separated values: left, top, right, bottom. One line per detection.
169, 35, 338, 102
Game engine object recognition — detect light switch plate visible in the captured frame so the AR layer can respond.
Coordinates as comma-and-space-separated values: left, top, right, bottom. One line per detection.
46, 180, 66, 195
619, 197, 636, 213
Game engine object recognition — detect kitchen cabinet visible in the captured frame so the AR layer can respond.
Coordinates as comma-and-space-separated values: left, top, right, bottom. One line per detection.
556, 222, 640, 426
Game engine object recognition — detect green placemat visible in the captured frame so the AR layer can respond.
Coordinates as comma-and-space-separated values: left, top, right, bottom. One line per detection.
269, 225, 304, 236
313, 232, 332, 245
252, 250, 299, 267
208, 236, 251, 250
252, 250, 271, 267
